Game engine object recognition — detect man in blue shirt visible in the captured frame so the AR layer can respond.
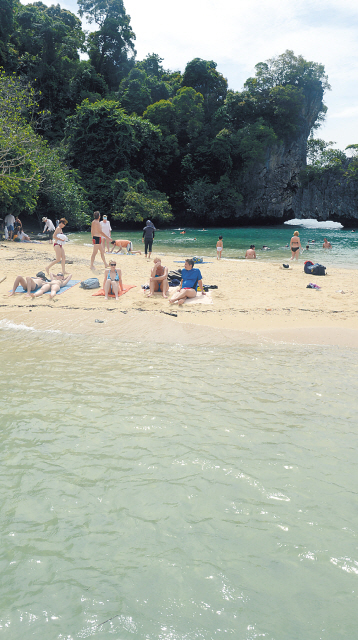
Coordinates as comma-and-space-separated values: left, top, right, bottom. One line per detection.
169, 258, 206, 305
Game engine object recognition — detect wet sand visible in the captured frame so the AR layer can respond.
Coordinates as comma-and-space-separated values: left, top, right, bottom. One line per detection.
1, 242, 358, 347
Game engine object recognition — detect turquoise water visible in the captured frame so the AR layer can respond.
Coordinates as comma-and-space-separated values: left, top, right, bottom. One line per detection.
68, 223, 358, 268
1, 326, 358, 639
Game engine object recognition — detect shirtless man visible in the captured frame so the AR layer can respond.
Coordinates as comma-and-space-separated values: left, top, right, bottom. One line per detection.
323, 237, 332, 249
245, 245, 257, 259
30, 272, 72, 300
8, 274, 48, 297
90, 212, 111, 270
146, 258, 169, 298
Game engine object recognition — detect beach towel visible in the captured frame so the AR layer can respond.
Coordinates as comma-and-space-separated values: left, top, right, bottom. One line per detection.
92, 285, 136, 297
15, 280, 80, 295
171, 292, 213, 305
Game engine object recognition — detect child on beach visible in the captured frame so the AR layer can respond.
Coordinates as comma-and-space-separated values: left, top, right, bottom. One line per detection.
216, 236, 223, 260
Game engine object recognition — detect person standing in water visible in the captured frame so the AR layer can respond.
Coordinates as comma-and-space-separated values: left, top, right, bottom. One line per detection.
216, 236, 223, 259
90, 211, 111, 270
323, 237, 332, 249
142, 220, 156, 259
290, 230, 302, 260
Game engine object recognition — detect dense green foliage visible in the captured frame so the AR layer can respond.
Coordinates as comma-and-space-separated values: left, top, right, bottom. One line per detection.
300, 138, 357, 187
0, 69, 89, 224
0, 0, 332, 226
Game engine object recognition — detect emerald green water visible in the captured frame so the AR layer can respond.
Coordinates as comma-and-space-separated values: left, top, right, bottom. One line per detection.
68, 222, 358, 268
1, 325, 357, 639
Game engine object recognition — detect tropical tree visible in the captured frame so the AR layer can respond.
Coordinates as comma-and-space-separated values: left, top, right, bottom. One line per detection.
78, 0, 136, 90
181, 58, 227, 120
11, 1, 86, 139
0, 70, 89, 223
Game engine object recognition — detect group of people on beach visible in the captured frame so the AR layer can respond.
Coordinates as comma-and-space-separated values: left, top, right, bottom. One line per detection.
8, 212, 207, 305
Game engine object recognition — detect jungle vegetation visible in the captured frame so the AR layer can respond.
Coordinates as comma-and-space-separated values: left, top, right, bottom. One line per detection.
0, 0, 340, 227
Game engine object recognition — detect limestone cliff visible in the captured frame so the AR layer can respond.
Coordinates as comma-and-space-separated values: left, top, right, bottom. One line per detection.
240, 89, 358, 224
293, 160, 358, 224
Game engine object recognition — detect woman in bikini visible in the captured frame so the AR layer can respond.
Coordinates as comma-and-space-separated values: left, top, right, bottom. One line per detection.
46, 218, 68, 274
103, 261, 123, 300
30, 272, 73, 300
290, 230, 302, 260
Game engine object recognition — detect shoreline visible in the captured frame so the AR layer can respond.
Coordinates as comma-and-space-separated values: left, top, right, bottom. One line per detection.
1, 242, 358, 348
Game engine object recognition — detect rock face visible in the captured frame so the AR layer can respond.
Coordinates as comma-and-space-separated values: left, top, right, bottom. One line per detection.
240, 89, 358, 224
293, 162, 358, 224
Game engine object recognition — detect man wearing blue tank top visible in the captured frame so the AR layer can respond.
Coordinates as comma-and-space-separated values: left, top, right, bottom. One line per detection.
169, 258, 206, 305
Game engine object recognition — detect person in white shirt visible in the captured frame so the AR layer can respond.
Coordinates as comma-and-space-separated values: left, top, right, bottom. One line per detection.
100, 215, 112, 252
5, 213, 15, 240
42, 217, 56, 242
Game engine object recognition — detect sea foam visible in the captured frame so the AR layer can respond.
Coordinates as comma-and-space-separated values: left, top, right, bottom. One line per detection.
0, 319, 61, 333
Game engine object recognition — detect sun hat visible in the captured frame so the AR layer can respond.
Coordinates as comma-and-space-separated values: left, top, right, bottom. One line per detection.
42, 217, 47, 222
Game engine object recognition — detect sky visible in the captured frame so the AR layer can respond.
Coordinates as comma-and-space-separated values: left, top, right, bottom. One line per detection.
22, 0, 358, 150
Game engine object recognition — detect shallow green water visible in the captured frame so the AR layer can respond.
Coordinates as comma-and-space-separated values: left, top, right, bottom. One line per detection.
67, 223, 358, 268
1, 325, 357, 639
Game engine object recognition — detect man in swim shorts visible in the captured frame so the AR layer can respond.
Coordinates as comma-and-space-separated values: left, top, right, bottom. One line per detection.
90, 211, 111, 270
8, 274, 49, 297
146, 258, 169, 298
169, 258, 206, 305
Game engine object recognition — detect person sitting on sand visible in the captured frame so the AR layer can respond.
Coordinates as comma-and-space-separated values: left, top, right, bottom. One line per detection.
8, 274, 48, 297
169, 258, 206, 306
103, 261, 123, 300
290, 230, 302, 260
323, 237, 332, 249
245, 245, 256, 259
30, 272, 73, 300
17, 230, 31, 242
146, 258, 169, 298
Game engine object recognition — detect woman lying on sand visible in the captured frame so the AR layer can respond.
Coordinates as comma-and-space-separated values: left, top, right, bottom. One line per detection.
30, 272, 72, 300
8, 274, 48, 297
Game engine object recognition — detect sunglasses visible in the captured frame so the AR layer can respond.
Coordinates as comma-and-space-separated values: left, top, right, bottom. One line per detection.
110, 263, 116, 266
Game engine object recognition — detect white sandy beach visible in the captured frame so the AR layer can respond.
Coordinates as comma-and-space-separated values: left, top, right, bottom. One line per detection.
1, 242, 357, 347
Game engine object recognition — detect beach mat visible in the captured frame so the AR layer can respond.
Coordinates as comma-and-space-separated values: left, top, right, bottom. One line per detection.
92, 285, 135, 298
15, 280, 80, 295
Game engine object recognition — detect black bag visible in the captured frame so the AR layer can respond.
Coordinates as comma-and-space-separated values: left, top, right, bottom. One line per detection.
168, 269, 182, 281
311, 263, 326, 276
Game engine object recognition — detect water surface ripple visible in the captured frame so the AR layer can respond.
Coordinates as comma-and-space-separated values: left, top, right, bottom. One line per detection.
1, 330, 357, 639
